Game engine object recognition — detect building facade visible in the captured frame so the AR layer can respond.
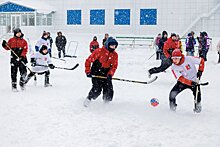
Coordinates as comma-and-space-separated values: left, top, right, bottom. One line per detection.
0, 0, 219, 38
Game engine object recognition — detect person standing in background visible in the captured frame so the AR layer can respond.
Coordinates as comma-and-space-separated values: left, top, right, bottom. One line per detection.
55, 31, 67, 58
89, 36, 99, 53
102, 33, 109, 46
47, 32, 53, 57
158, 31, 168, 60
185, 33, 196, 56
154, 33, 162, 60
176, 34, 183, 52
197, 32, 208, 61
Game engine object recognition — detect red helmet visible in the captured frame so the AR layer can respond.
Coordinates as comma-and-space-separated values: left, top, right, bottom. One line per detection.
172, 49, 182, 58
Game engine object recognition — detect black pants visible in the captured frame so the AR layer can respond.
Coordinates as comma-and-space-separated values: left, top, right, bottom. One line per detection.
87, 78, 114, 101
156, 51, 160, 60
149, 57, 172, 75
11, 59, 27, 85
199, 50, 208, 61
26, 70, 50, 84
58, 47, 66, 58
169, 81, 201, 104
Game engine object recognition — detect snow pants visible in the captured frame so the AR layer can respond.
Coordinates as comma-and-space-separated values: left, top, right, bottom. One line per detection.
87, 78, 114, 101
199, 49, 208, 61
149, 57, 172, 75
57, 47, 66, 58
11, 58, 27, 87
169, 81, 201, 104
25, 70, 50, 85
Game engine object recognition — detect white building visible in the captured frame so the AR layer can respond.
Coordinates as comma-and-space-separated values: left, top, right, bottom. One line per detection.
0, 0, 219, 39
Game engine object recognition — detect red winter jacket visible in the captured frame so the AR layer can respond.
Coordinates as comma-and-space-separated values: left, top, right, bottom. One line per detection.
3, 37, 28, 57
163, 37, 178, 58
85, 47, 118, 76
89, 40, 99, 53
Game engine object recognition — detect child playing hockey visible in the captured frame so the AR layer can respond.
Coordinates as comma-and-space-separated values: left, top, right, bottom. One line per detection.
2, 28, 28, 91
148, 33, 177, 78
25, 45, 55, 87
35, 32, 51, 56
169, 49, 205, 113
84, 37, 118, 107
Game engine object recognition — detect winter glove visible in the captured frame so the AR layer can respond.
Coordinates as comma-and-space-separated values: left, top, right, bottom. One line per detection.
191, 81, 199, 88
2, 40, 7, 47
31, 63, 36, 67
197, 70, 203, 79
107, 75, 112, 81
35, 46, 39, 52
19, 56, 28, 64
30, 58, 36, 66
86, 72, 92, 78
49, 64, 55, 69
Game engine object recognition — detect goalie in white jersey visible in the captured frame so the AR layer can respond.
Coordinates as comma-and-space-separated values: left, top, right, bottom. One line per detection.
25, 45, 55, 87
169, 49, 205, 113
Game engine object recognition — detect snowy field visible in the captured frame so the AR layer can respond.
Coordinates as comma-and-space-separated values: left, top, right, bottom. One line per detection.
0, 35, 220, 147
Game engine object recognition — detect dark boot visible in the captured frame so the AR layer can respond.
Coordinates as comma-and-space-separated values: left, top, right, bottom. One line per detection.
169, 101, 177, 111
44, 73, 52, 87
19, 80, 25, 90
12, 82, 18, 92
58, 51, 61, 58
194, 102, 202, 113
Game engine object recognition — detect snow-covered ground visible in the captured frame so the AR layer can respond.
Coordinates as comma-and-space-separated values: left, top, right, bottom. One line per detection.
0, 35, 220, 147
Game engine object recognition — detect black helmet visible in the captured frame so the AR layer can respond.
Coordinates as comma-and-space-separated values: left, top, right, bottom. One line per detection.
93, 36, 97, 41
13, 28, 21, 36
39, 45, 48, 55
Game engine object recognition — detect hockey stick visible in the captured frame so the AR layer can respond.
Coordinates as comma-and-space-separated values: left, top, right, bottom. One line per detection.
64, 55, 77, 58
6, 44, 33, 73
91, 75, 158, 84
147, 52, 156, 60
35, 63, 79, 70
27, 38, 37, 82
199, 82, 209, 86
194, 78, 200, 112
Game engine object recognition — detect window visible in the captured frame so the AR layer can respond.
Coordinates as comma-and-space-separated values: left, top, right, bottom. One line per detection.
0, 14, 6, 26
21, 14, 27, 26
140, 9, 157, 25
47, 13, 52, 25
36, 13, 52, 26
90, 9, 105, 25
67, 10, 81, 25
114, 9, 130, 25
28, 14, 35, 26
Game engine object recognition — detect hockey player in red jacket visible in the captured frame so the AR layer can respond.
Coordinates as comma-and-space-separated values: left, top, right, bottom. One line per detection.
148, 33, 177, 78
169, 49, 204, 113
2, 28, 28, 91
84, 37, 118, 107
